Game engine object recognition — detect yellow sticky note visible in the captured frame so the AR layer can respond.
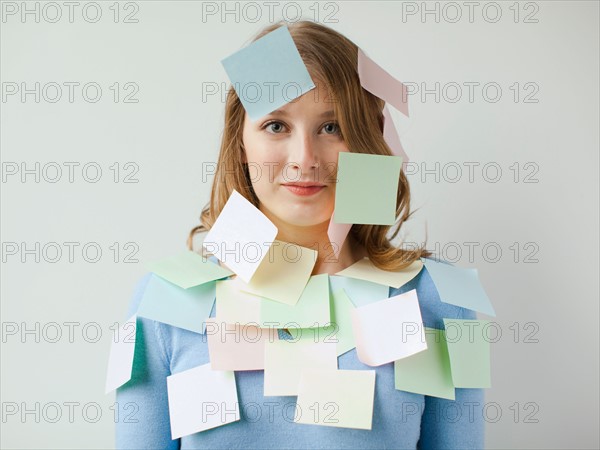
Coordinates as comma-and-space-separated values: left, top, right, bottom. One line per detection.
241, 240, 317, 305
264, 339, 337, 396
295, 369, 376, 430
336, 257, 423, 289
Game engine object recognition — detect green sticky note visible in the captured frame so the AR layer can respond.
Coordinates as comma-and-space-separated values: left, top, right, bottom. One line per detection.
333, 152, 402, 225
137, 274, 215, 334
146, 251, 233, 289
394, 327, 455, 400
443, 319, 491, 388
260, 274, 330, 329
288, 288, 356, 357
329, 275, 390, 307
295, 369, 376, 430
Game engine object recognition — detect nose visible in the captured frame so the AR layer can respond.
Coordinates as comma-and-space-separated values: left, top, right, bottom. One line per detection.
287, 132, 319, 178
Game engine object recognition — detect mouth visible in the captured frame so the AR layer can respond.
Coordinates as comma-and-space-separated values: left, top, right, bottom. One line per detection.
281, 182, 326, 197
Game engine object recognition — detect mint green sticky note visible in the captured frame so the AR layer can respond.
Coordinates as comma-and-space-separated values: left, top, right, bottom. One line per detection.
260, 274, 330, 329
424, 259, 495, 316
221, 26, 315, 121
329, 275, 390, 307
288, 288, 356, 357
333, 152, 402, 225
146, 251, 233, 289
443, 319, 491, 388
137, 274, 216, 334
394, 327, 455, 400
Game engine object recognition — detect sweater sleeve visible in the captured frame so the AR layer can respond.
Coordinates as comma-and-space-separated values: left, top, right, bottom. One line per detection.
115, 273, 180, 450
417, 306, 485, 450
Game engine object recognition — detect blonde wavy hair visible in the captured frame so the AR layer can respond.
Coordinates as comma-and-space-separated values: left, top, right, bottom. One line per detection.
188, 20, 431, 270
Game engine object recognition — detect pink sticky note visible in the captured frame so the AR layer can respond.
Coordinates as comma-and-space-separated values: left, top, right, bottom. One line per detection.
383, 105, 409, 172
206, 318, 278, 371
358, 48, 409, 117
327, 220, 352, 260
351, 289, 427, 366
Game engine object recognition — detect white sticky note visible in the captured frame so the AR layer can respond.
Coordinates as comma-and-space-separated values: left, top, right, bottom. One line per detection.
166, 363, 240, 438
105, 314, 137, 393
203, 190, 278, 283
351, 289, 427, 366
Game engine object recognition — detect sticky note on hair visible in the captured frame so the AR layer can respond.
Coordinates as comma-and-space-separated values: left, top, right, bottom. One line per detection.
105, 314, 137, 393
423, 258, 496, 316
137, 274, 215, 334
203, 190, 278, 283
351, 289, 427, 366
443, 319, 491, 388
336, 257, 423, 289
358, 48, 409, 117
394, 327, 455, 400
166, 363, 239, 438
333, 152, 402, 225
146, 250, 232, 289
295, 369, 376, 430
221, 25, 316, 121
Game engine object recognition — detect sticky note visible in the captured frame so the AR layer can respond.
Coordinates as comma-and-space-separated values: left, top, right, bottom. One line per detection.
351, 289, 427, 366
242, 240, 317, 305
215, 278, 262, 325
260, 274, 330, 329
394, 327, 455, 400
358, 48, 409, 117
443, 319, 491, 388
423, 259, 496, 316
137, 274, 215, 334
329, 275, 390, 307
105, 314, 137, 393
295, 369, 376, 430
166, 363, 239, 438
203, 190, 278, 283
221, 25, 315, 121
333, 152, 402, 225
383, 104, 410, 170
287, 287, 356, 356
336, 257, 423, 289
206, 318, 278, 371
264, 339, 337, 396
327, 221, 352, 259
146, 250, 232, 289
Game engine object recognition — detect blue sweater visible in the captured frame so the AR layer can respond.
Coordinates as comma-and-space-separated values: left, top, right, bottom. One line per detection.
115, 264, 485, 449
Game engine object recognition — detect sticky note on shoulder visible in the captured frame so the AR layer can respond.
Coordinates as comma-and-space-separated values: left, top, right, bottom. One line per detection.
333, 152, 402, 225
443, 319, 491, 388
105, 314, 137, 393
221, 25, 315, 121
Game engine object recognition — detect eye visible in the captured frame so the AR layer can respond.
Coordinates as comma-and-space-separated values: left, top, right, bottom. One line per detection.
322, 121, 341, 135
263, 121, 287, 134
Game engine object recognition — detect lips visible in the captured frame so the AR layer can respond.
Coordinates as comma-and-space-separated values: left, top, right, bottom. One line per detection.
282, 182, 326, 196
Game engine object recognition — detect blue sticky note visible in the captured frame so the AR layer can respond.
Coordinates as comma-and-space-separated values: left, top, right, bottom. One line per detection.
137, 274, 216, 334
424, 259, 496, 316
221, 26, 315, 121
329, 275, 390, 307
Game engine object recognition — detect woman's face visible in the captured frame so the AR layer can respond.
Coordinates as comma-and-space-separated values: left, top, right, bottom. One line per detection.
242, 81, 348, 228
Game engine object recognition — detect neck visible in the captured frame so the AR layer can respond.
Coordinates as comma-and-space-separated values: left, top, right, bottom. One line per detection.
261, 211, 367, 276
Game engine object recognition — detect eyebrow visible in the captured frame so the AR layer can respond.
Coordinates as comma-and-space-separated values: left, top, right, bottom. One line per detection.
267, 109, 335, 118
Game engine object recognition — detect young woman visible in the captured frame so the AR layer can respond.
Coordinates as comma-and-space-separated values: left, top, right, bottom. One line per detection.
116, 20, 485, 449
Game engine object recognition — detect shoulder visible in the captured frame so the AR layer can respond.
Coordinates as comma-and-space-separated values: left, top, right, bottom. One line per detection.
388, 257, 476, 329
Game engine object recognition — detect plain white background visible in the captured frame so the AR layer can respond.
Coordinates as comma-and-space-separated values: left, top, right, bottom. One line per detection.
1, 1, 598, 448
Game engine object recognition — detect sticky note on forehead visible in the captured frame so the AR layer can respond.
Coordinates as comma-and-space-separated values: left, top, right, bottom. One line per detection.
221, 25, 316, 121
